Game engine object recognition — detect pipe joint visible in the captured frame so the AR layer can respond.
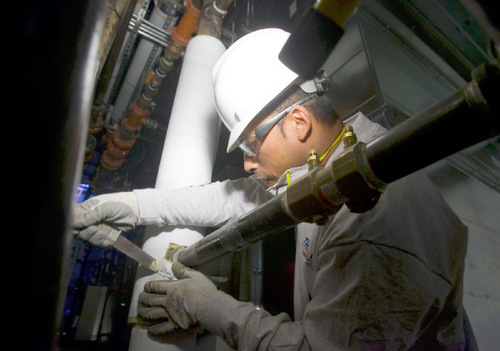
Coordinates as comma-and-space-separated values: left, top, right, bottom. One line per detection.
283, 166, 338, 225
331, 142, 387, 213
170, 0, 200, 47
109, 126, 137, 149
100, 118, 142, 171
100, 151, 126, 171
163, 41, 185, 61
105, 138, 132, 159
157, 56, 175, 74
197, 0, 232, 37
150, 71, 167, 88
129, 101, 150, 126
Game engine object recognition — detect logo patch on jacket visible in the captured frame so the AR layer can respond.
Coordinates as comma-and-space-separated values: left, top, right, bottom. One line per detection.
302, 237, 312, 266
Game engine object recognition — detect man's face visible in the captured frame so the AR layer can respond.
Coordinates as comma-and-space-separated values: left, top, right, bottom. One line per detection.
241, 114, 303, 186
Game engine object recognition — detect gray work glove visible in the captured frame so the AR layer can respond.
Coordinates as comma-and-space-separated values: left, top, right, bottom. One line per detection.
72, 192, 140, 248
137, 261, 217, 335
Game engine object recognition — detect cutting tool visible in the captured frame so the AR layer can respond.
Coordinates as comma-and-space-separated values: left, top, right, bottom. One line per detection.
105, 227, 160, 273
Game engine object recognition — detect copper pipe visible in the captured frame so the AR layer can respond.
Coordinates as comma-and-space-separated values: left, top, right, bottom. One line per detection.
100, 0, 203, 172
170, 0, 201, 47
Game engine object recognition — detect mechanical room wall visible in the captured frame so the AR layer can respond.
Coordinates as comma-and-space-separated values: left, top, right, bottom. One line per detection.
425, 157, 500, 351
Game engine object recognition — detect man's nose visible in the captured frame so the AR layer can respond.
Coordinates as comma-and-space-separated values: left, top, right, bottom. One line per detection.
243, 154, 258, 173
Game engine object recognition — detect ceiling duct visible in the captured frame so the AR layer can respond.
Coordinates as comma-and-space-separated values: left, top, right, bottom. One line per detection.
316, 0, 499, 191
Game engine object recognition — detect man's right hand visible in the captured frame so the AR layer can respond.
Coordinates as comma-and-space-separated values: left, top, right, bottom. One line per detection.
72, 192, 140, 248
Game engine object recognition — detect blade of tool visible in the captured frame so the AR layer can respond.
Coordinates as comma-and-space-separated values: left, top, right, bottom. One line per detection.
106, 227, 159, 273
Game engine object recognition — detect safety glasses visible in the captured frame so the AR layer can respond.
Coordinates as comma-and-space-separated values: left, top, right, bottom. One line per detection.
238, 93, 317, 157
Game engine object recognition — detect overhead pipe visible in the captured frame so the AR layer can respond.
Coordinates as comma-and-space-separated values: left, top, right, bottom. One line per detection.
197, 0, 233, 37
100, 0, 201, 171
85, 0, 136, 162
168, 61, 500, 268
109, 1, 181, 123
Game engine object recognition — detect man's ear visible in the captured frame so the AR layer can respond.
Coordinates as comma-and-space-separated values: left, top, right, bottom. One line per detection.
289, 105, 312, 141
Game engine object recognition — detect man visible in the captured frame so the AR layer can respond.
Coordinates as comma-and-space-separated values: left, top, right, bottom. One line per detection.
73, 28, 477, 350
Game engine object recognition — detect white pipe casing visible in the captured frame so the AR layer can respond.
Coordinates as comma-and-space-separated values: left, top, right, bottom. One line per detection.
128, 34, 226, 350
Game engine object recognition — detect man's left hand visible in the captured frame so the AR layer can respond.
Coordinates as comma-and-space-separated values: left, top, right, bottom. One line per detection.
137, 261, 217, 335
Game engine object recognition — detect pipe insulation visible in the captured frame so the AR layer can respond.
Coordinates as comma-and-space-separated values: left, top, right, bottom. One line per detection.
154, 38, 226, 189
128, 34, 226, 351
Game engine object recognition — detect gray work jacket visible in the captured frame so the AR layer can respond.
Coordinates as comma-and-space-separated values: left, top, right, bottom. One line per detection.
135, 113, 476, 350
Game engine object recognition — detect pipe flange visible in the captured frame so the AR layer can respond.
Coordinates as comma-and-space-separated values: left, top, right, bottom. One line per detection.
332, 142, 387, 213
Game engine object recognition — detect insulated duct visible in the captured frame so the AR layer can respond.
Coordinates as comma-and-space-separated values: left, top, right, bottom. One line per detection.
128, 33, 227, 351
128, 37, 226, 351
128, 1, 231, 349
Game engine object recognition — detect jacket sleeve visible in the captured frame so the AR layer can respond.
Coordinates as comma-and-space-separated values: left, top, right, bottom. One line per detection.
133, 176, 271, 228
201, 291, 311, 350
200, 241, 455, 351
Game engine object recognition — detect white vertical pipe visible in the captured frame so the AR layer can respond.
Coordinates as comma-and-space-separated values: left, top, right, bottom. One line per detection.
128, 34, 226, 351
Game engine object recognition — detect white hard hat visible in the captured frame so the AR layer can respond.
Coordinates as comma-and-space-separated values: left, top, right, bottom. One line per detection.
212, 28, 299, 153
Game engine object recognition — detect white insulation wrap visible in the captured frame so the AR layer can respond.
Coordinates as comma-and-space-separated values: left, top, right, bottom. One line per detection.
142, 34, 226, 257
128, 35, 226, 351
154, 35, 226, 189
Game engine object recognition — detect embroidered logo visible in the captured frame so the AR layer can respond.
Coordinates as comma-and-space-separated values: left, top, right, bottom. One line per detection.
302, 237, 312, 265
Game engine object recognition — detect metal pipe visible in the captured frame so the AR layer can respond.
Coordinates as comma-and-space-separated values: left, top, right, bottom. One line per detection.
129, 13, 172, 46
175, 62, 500, 268
365, 63, 500, 183
109, 1, 180, 123
198, 0, 234, 38
100, 0, 202, 171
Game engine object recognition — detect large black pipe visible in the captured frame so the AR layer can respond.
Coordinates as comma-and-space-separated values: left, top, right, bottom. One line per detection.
179, 195, 294, 267
177, 62, 500, 268
366, 63, 500, 184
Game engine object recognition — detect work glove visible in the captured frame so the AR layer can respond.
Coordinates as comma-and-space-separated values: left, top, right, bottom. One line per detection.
72, 192, 140, 248
137, 261, 217, 335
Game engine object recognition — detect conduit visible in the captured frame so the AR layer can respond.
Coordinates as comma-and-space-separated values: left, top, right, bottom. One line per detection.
128, 33, 227, 351
128, 1, 231, 349
100, 0, 201, 171
85, 0, 136, 162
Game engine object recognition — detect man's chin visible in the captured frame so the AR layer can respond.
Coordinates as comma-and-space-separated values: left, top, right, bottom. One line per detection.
257, 176, 277, 187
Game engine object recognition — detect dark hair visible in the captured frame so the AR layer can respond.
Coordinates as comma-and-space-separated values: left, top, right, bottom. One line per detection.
275, 86, 339, 127
241, 84, 340, 140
